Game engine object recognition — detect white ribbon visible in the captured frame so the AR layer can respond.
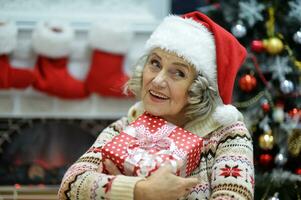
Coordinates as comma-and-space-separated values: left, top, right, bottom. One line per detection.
123, 123, 187, 177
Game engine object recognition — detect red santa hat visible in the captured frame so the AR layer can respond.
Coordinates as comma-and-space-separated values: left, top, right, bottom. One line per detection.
144, 11, 247, 125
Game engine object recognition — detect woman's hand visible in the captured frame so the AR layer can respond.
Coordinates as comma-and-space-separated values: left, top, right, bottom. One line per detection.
135, 163, 198, 200
98, 159, 123, 175
102, 159, 199, 200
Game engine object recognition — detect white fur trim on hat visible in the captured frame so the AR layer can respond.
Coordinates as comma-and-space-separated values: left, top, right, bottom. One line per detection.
212, 104, 244, 126
88, 21, 133, 54
32, 21, 74, 58
0, 21, 17, 54
145, 15, 216, 86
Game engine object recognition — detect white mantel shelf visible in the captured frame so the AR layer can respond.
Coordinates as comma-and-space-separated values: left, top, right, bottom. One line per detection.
0, 89, 136, 119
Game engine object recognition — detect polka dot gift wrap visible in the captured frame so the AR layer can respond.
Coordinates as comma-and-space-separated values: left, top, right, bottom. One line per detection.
101, 112, 203, 177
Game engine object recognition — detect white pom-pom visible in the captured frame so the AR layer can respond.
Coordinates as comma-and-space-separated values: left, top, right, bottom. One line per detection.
212, 104, 243, 125
0, 21, 17, 54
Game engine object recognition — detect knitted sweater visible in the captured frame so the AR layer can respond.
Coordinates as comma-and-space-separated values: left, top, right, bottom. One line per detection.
58, 103, 254, 200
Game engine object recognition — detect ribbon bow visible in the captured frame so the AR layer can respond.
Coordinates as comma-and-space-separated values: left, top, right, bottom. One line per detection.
134, 123, 176, 150
124, 123, 177, 150
123, 123, 187, 176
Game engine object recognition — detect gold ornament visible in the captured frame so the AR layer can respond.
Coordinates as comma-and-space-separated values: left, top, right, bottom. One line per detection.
259, 130, 274, 150
295, 60, 301, 71
288, 129, 301, 157
263, 37, 284, 54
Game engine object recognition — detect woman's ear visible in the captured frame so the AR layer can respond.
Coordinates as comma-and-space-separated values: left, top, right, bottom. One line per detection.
127, 101, 144, 122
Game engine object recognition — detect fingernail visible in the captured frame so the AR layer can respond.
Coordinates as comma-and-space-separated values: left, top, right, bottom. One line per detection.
103, 159, 110, 165
177, 160, 184, 168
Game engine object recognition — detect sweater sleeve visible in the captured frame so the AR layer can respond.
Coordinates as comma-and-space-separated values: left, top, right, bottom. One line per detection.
58, 117, 144, 200
210, 122, 254, 200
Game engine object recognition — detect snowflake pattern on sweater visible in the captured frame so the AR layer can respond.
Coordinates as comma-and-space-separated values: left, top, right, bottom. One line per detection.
58, 109, 254, 200
186, 122, 254, 200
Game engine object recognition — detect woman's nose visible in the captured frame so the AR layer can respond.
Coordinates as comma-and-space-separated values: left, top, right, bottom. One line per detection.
152, 71, 167, 88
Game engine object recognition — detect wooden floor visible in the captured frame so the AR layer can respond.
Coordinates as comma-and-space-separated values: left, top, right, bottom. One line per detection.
0, 185, 59, 200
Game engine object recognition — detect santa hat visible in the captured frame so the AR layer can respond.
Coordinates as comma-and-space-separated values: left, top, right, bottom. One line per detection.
144, 11, 246, 125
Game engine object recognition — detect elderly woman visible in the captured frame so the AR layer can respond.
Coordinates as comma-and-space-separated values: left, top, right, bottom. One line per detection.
58, 11, 254, 200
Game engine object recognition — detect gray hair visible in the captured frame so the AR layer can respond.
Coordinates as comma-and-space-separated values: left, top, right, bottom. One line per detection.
125, 55, 218, 120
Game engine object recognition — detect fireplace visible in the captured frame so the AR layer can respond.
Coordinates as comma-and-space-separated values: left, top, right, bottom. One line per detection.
0, 118, 114, 185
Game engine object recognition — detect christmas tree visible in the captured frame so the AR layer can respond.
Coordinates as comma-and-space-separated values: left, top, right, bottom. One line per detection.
196, 0, 301, 199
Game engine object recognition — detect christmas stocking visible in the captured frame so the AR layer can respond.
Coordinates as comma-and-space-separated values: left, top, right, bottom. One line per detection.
85, 22, 133, 97
32, 21, 89, 99
0, 21, 35, 89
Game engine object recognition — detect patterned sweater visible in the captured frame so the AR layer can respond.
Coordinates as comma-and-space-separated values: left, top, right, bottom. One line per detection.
58, 103, 254, 200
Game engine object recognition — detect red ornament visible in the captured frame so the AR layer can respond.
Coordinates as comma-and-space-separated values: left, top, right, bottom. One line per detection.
251, 40, 265, 52
295, 168, 301, 175
261, 102, 270, 113
239, 74, 257, 92
288, 108, 301, 118
259, 153, 273, 166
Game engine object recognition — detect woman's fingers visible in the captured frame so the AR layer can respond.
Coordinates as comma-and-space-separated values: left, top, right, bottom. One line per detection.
142, 164, 199, 200
175, 177, 198, 198
97, 163, 103, 173
157, 162, 174, 174
158, 160, 182, 174
103, 159, 122, 175
183, 177, 199, 188
100, 159, 199, 199
184, 177, 199, 195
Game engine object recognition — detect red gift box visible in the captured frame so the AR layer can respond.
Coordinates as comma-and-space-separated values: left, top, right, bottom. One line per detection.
101, 112, 203, 177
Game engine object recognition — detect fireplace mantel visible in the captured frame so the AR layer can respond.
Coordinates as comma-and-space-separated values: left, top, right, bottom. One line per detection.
0, 0, 171, 119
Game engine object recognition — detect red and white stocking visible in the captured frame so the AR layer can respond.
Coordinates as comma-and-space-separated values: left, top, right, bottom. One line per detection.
85, 22, 133, 97
0, 21, 35, 89
32, 21, 89, 99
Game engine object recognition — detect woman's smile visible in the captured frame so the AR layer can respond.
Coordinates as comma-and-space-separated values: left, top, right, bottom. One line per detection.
149, 90, 170, 102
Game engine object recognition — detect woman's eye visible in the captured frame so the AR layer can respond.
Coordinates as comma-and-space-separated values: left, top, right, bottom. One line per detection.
150, 59, 161, 68
175, 70, 185, 78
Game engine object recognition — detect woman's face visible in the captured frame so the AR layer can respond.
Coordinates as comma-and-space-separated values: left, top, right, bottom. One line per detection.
141, 48, 196, 125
